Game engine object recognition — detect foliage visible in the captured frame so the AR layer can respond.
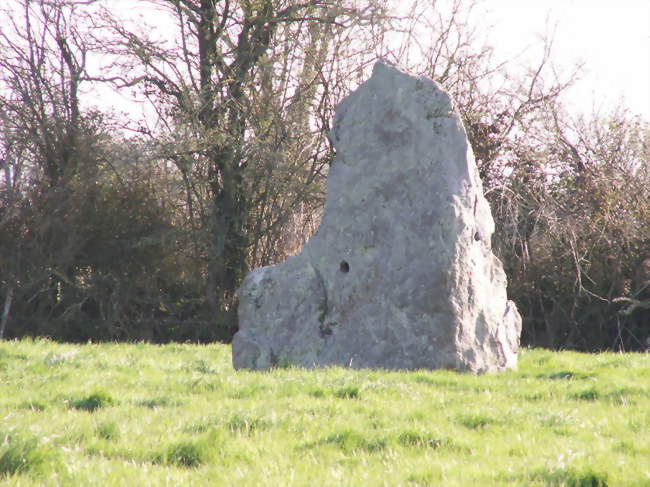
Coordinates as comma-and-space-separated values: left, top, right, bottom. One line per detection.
0, 339, 648, 486
0, 1, 204, 342
491, 108, 650, 351
388, 0, 650, 351
90, 0, 390, 336
0, 0, 648, 350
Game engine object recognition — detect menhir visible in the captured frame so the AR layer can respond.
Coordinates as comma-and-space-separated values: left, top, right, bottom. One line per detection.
232, 61, 522, 373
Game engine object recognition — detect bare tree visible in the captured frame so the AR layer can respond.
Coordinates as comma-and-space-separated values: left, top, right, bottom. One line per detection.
0, 109, 22, 339
0, 0, 99, 338
91, 0, 389, 336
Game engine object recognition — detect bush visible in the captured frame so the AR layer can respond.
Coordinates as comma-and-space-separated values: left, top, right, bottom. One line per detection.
490, 110, 649, 351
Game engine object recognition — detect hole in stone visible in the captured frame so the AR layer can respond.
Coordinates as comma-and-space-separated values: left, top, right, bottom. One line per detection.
474, 231, 481, 242
340, 261, 350, 273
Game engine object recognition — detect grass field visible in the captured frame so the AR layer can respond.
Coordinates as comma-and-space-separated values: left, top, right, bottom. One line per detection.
0, 339, 648, 486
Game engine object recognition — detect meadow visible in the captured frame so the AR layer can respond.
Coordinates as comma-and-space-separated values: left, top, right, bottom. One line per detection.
0, 339, 648, 486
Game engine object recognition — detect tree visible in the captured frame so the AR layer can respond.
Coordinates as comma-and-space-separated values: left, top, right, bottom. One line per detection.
0, 0, 97, 338
379, 0, 649, 350
0, 0, 191, 342
2, 0, 646, 350
93, 0, 389, 338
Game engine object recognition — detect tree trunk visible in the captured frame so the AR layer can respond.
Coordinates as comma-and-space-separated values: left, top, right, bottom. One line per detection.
206, 144, 249, 338
0, 286, 14, 339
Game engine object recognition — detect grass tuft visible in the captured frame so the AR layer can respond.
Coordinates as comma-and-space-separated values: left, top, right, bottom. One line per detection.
137, 397, 179, 409
316, 430, 387, 453
406, 472, 440, 485
44, 350, 77, 367
397, 431, 449, 449
334, 386, 360, 399
541, 370, 594, 380
456, 413, 495, 430
96, 422, 120, 441
310, 388, 326, 398
70, 390, 114, 412
186, 359, 217, 374
18, 401, 47, 412
0, 437, 50, 477
571, 388, 600, 401
156, 441, 207, 468
531, 467, 609, 487
225, 414, 270, 435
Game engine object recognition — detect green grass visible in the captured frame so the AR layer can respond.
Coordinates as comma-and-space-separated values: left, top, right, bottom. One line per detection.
0, 340, 648, 486
69, 390, 114, 412
0, 437, 53, 478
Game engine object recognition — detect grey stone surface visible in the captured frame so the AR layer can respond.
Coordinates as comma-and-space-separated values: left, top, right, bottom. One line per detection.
232, 61, 521, 373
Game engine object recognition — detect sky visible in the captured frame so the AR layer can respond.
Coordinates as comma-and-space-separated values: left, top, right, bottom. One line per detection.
479, 0, 650, 121
76, 0, 650, 124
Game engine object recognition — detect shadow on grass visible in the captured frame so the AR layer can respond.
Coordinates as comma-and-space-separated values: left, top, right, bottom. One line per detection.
527, 467, 609, 487
185, 413, 272, 436
137, 397, 182, 409
538, 370, 596, 381
456, 413, 498, 430
303, 429, 388, 454
69, 390, 114, 412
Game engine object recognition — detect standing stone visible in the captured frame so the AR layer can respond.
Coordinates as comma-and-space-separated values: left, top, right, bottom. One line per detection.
232, 61, 521, 373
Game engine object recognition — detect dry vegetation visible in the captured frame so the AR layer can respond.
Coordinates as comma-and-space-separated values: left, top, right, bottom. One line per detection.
0, 0, 648, 348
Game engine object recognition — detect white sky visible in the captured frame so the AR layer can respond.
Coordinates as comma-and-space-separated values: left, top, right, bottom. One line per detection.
80, 0, 650, 124
479, 0, 650, 121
